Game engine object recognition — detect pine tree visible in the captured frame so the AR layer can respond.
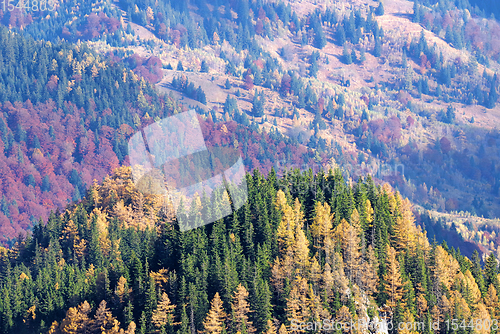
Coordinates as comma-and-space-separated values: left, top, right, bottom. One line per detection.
203, 292, 227, 334
200, 60, 209, 73
376, 2, 384, 16
484, 253, 499, 289
343, 44, 352, 64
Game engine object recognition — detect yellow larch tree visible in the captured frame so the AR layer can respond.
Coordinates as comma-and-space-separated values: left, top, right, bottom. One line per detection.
362, 199, 374, 232
391, 196, 417, 252
150, 268, 169, 292
360, 245, 379, 296
310, 201, 333, 250
264, 319, 277, 334
448, 290, 471, 320
203, 292, 227, 334
307, 283, 329, 322
335, 305, 352, 327
151, 292, 177, 331
90, 208, 111, 256
453, 270, 481, 305
320, 263, 335, 303
286, 276, 311, 331
274, 190, 310, 278
91, 300, 118, 333
330, 252, 350, 299
275, 190, 298, 251
114, 276, 131, 305
230, 284, 256, 334
343, 220, 361, 282
350, 207, 361, 233
383, 245, 404, 310
438, 295, 451, 322
433, 245, 460, 290
397, 309, 420, 334
484, 284, 500, 317
472, 303, 491, 334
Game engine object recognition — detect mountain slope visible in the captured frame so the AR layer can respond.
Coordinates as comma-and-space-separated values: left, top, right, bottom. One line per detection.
1, 166, 498, 334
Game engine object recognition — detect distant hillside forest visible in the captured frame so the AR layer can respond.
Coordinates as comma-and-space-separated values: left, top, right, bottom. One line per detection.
1, 167, 500, 334
0, 24, 321, 244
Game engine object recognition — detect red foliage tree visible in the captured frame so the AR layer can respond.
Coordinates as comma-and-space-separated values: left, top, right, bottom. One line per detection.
243, 70, 254, 90
280, 74, 291, 96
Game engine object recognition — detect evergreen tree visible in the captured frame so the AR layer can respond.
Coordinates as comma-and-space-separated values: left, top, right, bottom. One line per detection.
177, 61, 184, 71
376, 2, 385, 16
343, 44, 352, 64
200, 60, 209, 73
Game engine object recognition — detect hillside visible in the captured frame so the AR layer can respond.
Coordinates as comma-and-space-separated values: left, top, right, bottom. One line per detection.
1, 0, 500, 277
1, 166, 499, 334
1, 0, 500, 332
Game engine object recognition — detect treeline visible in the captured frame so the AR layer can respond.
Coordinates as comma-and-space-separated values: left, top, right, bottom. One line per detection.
1, 166, 500, 333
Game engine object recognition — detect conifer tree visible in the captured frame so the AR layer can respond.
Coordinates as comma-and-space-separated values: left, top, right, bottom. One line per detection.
484, 253, 499, 289
152, 292, 177, 331
203, 292, 227, 334
360, 245, 379, 295
91, 300, 120, 333
310, 202, 334, 251
231, 284, 256, 333
278, 324, 288, 334
342, 44, 352, 64
264, 319, 277, 334
383, 245, 404, 310
484, 284, 500, 318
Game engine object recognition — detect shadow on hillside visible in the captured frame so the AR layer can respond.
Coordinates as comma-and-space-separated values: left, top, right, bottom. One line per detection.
416, 213, 483, 258
391, 12, 413, 20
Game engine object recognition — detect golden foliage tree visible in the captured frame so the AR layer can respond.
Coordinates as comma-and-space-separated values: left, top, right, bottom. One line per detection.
230, 284, 256, 333
449, 290, 471, 320
484, 284, 500, 317
151, 292, 177, 331
114, 276, 131, 305
359, 245, 379, 295
273, 190, 311, 292
453, 270, 481, 305
310, 202, 333, 250
203, 292, 227, 334
434, 245, 460, 290
472, 303, 491, 334
383, 245, 404, 310
264, 319, 277, 334
286, 276, 309, 333
343, 221, 361, 282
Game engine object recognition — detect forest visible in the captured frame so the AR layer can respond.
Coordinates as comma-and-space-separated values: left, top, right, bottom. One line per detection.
1, 0, 500, 332
1, 166, 500, 333
0, 22, 325, 244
